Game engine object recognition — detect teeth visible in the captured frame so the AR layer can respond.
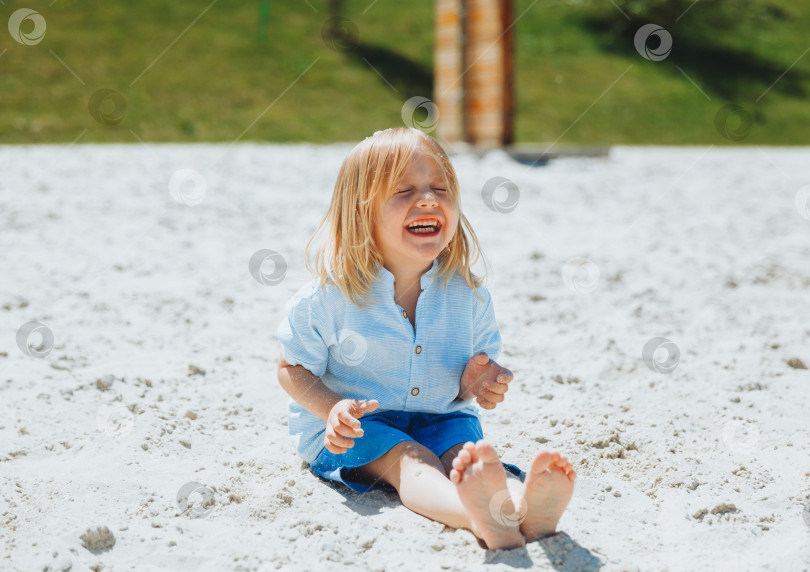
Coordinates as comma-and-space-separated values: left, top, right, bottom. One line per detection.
407, 220, 440, 229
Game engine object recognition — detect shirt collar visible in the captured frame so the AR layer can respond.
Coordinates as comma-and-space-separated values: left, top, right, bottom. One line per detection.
377, 258, 442, 295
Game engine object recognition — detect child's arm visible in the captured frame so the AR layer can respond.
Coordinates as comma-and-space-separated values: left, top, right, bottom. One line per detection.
277, 353, 344, 421
277, 352, 378, 454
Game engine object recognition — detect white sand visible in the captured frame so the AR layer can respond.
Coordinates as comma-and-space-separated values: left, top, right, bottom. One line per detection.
1, 143, 809, 572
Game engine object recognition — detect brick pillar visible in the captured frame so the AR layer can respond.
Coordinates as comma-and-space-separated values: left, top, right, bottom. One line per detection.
433, 0, 514, 148
434, 0, 465, 144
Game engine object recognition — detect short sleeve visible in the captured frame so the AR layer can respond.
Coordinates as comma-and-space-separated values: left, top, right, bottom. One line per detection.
277, 290, 330, 378
472, 286, 502, 362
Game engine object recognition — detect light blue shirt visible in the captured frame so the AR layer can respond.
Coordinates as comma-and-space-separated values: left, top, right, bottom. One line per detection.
276, 258, 502, 463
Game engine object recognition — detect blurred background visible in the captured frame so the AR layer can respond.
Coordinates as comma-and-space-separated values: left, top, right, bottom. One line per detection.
1, 0, 808, 145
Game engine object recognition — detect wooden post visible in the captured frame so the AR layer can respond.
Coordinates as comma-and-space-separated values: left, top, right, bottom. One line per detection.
434, 0, 514, 148
500, 0, 515, 146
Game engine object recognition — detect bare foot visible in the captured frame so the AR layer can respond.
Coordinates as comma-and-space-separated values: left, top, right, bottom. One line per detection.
449, 440, 526, 550
517, 450, 576, 542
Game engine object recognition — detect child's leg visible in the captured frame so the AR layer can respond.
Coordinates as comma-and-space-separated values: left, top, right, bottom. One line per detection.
352, 440, 525, 550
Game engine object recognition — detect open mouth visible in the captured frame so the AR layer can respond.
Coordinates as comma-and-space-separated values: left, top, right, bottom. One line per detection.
406, 221, 441, 237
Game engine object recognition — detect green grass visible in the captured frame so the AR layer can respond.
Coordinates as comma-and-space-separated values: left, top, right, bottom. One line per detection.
1, 0, 808, 144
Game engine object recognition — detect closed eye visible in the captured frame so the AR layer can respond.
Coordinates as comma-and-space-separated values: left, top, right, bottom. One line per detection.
397, 187, 446, 193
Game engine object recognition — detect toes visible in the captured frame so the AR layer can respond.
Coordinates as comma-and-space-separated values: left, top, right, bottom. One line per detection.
452, 456, 466, 472
449, 468, 461, 484
552, 455, 571, 472
474, 440, 501, 464
529, 451, 554, 475
458, 448, 472, 465
547, 452, 575, 478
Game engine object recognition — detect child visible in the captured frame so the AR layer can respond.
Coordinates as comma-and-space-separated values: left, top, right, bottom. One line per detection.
276, 127, 576, 551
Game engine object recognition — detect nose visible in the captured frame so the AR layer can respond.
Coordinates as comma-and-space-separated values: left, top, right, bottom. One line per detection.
415, 187, 438, 206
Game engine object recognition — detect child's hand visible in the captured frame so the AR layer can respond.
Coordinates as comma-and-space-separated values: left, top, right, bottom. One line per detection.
458, 352, 514, 410
324, 398, 379, 454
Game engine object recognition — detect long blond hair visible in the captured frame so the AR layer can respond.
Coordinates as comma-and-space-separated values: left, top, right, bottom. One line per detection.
304, 127, 489, 308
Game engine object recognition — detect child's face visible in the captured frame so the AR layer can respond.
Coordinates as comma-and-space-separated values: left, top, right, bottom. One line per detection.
373, 149, 458, 273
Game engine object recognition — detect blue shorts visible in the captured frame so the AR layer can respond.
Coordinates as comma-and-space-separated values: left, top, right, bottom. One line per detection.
308, 409, 525, 494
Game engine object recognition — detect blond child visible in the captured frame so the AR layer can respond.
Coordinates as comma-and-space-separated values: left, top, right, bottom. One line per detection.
277, 127, 575, 550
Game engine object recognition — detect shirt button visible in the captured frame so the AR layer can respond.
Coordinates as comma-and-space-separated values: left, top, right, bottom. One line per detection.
415, 345, 422, 354
411, 387, 420, 396
402, 310, 407, 319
